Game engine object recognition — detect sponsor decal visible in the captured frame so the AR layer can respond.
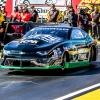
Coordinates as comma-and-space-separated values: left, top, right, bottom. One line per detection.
20, 40, 38, 44
68, 45, 78, 61
78, 48, 89, 53
52, 48, 62, 58
69, 46, 89, 61
32, 34, 57, 43
78, 0, 100, 7
45, 0, 58, 5
41, 35, 55, 42
78, 53, 87, 60
38, 27, 69, 30
72, 45, 78, 61
63, 46, 68, 51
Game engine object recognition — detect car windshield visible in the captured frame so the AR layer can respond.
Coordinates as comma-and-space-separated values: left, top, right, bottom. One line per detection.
23, 27, 70, 39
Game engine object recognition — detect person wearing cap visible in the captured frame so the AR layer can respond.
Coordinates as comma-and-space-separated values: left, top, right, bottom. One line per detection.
46, 4, 63, 22
21, 7, 31, 22
10, 6, 18, 22
91, 6, 100, 39
30, 6, 38, 22
67, 8, 78, 27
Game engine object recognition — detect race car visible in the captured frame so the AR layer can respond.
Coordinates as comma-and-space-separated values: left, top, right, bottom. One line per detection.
0, 24, 98, 70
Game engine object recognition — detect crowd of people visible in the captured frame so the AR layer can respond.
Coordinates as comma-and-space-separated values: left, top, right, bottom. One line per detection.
46, 4, 100, 40
61, 5, 100, 40
8, 4, 100, 40
0, 4, 100, 41
10, 5, 38, 23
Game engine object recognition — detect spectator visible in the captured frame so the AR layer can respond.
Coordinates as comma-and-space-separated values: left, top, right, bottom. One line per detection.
0, 26, 4, 51
10, 6, 18, 22
25, 4, 28, 8
19, 6, 23, 13
16, 6, 23, 22
91, 6, 100, 39
0, 12, 4, 25
67, 8, 78, 27
0, 25, 11, 45
63, 5, 70, 19
86, 4, 94, 14
30, 6, 38, 22
24, 4, 30, 12
1, 6, 7, 21
21, 7, 31, 22
78, 8, 91, 32
0, 26, 4, 42
46, 4, 63, 22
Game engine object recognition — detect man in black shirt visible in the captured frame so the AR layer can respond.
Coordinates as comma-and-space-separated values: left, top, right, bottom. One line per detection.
30, 6, 38, 22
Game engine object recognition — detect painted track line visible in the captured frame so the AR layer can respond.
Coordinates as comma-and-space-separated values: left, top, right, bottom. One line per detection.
54, 83, 100, 100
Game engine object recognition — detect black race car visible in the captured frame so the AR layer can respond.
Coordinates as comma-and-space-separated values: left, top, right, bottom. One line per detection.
0, 24, 98, 70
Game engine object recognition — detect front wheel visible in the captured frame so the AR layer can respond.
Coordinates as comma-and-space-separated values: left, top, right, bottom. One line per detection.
61, 53, 68, 71
89, 47, 94, 62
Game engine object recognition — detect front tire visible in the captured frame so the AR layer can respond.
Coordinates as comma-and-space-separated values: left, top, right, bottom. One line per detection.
89, 47, 94, 62
61, 53, 68, 71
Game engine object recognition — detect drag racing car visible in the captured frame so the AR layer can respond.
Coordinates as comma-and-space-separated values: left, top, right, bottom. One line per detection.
0, 24, 98, 70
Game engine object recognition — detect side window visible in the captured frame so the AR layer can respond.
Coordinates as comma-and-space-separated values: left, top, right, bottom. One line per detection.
81, 30, 88, 38
71, 29, 84, 39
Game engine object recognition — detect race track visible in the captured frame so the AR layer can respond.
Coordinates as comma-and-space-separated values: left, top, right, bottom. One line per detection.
0, 49, 100, 100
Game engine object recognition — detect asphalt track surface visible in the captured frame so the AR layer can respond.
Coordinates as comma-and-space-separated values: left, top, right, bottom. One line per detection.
0, 49, 100, 100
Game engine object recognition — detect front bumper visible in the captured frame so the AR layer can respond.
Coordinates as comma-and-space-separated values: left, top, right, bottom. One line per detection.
0, 65, 61, 70
0, 57, 62, 70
